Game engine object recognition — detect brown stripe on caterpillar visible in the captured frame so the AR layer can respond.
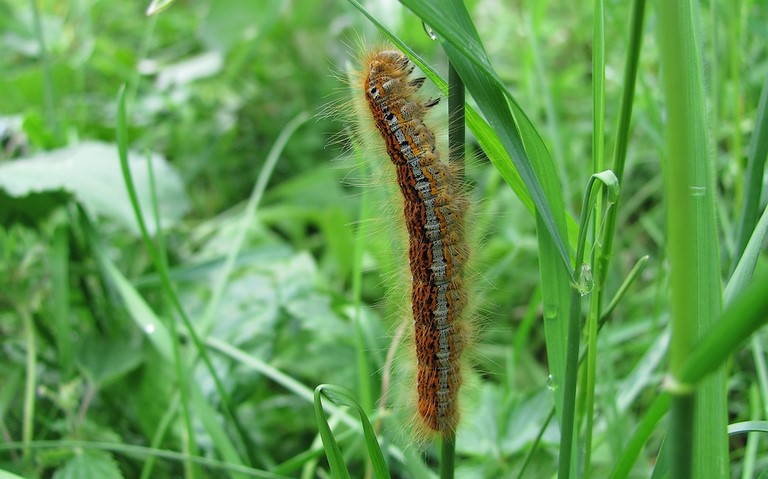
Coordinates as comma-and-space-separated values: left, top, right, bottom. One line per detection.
362, 48, 469, 435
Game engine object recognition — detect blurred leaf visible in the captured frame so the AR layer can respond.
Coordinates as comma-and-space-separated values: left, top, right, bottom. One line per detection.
85, 212, 174, 360
724, 204, 768, 305
155, 52, 224, 90
0, 187, 70, 228
145, 0, 176, 16
0, 469, 28, 479
0, 141, 189, 234
77, 337, 144, 387
458, 384, 557, 457
52, 451, 124, 479
0, 64, 76, 114
199, 0, 282, 52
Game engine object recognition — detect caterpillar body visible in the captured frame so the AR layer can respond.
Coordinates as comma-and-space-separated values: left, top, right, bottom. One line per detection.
362, 49, 469, 435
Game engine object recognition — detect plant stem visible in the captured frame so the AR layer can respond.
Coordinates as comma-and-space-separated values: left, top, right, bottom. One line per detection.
440, 433, 456, 479
29, 0, 58, 138
20, 306, 36, 462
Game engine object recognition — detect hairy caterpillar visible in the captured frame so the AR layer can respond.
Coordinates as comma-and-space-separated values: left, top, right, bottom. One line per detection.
360, 48, 470, 436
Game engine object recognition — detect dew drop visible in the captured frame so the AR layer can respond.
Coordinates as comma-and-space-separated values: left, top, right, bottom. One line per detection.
546, 374, 557, 391
689, 185, 706, 197
422, 22, 437, 40
144, 323, 156, 334
543, 302, 558, 320
576, 263, 594, 296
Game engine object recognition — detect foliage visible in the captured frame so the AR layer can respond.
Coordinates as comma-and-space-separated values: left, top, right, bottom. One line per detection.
0, 0, 767, 478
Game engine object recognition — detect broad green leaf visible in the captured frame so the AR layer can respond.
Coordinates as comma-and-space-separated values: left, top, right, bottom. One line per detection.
52, 451, 124, 479
0, 141, 189, 235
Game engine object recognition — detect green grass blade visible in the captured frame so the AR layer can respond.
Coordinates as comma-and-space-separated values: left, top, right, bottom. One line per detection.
394, 1, 576, 446
657, 1, 727, 477
559, 171, 618, 479
81, 210, 174, 359
728, 421, 768, 435
608, 393, 670, 479
346, 0, 580, 251
601, 255, 650, 320
190, 387, 249, 479
85, 219, 250, 478
198, 112, 309, 335
735, 68, 768, 257
0, 469, 27, 479
585, 2, 606, 471
350, 140, 373, 415
19, 306, 35, 462
314, 384, 390, 479
51, 223, 73, 378
598, 0, 647, 287
402, 0, 572, 274
115, 86, 252, 469
345, 0, 535, 214
320, 385, 390, 479
680, 268, 768, 386
725, 204, 768, 305
733, 73, 768, 268
29, 0, 57, 139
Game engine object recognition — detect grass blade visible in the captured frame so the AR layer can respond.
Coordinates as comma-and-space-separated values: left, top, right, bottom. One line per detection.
401, 0, 572, 274
733, 73, 768, 268
680, 268, 768, 385
51, 223, 73, 378
394, 0, 575, 443
314, 384, 391, 479
657, 1, 727, 477
725, 204, 768, 305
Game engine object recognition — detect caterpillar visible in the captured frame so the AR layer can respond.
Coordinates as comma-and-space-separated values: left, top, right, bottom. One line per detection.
361, 48, 469, 436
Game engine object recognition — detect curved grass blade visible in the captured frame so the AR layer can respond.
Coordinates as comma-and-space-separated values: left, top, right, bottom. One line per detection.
399, 0, 572, 274
608, 393, 670, 479
679, 268, 768, 386
733, 74, 768, 268
725, 204, 768, 305
314, 384, 390, 479
345, 0, 579, 259
728, 421, 768, 436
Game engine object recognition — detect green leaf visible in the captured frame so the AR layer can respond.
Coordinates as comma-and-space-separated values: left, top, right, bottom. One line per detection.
724, 204, 768, 305
680, 267, 768, 386
77, 337, 144, 387
657, 1, 727, 477
733, 73, 768, 266
0, 141, 189, 235
314, 386, 352, 479
0, 469, 29, 479
53, 451, 124, 479
314, 384, 390, 479
0, 187, 70, 228
728, 421, 768, 436
398, 0, 572, 274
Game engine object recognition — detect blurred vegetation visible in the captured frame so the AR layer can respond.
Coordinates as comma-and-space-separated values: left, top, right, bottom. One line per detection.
0, 0, 766, 478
